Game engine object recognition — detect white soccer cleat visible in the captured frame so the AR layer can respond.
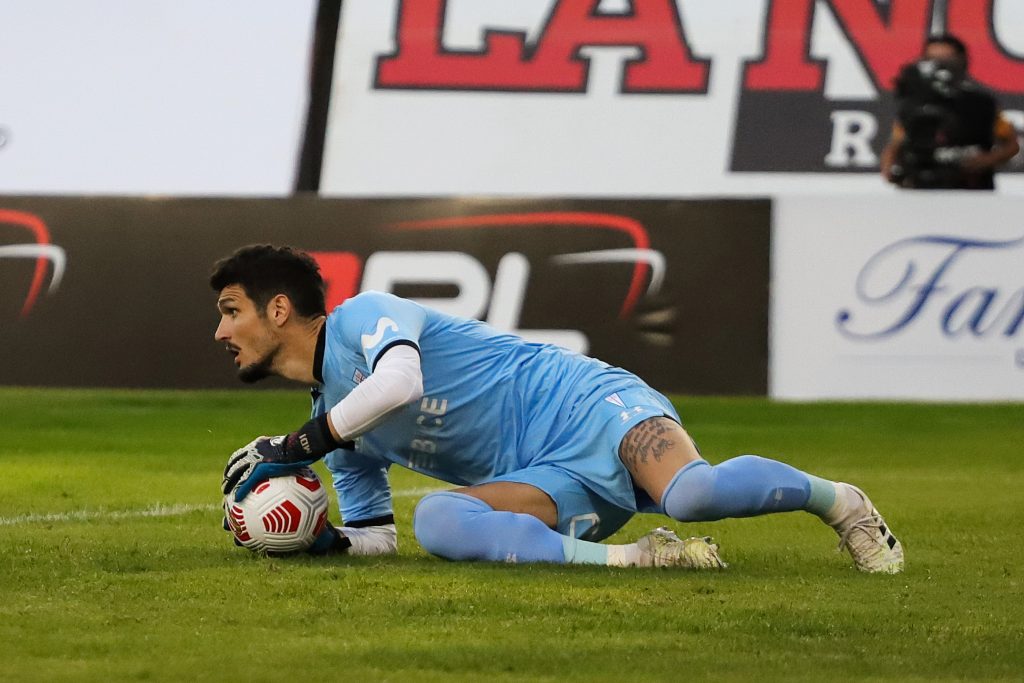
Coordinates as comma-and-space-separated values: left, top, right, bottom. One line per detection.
635, 527, 727, 569
831, 484, 904, 574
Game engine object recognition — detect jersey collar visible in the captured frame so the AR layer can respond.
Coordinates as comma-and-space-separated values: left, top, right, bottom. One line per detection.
312, 320, 326, 385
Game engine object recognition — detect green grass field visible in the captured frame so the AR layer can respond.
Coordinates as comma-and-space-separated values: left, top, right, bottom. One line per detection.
1, 388, 1022, 682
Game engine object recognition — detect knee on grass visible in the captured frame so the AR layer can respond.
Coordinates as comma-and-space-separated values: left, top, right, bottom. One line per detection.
413, 491, 493, 561
413, 490, 566, 563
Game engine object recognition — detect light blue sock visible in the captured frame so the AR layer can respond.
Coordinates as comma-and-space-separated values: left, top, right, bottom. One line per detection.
560, 536, 610, 565
805, 474, 838, 517
413, 491, 615, 565
410, 491, 560, 563
661, 456, 836, 521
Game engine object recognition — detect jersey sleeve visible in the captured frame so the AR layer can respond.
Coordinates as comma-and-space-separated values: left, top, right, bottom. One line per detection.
323, 448, 395, 524
313, 391, 394, 524
338, 292, 426, 370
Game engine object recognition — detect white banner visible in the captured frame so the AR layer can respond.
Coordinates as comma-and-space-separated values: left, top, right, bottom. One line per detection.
771, 194, 1024, 400
0, 1, 315, 196
321, 0, 1024, 197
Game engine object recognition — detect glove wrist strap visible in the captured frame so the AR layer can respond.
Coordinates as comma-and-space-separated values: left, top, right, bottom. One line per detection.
307, 523, 352, 556
282, 413, 354, 462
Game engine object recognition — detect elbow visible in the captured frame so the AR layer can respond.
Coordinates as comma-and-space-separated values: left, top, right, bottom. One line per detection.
405, 371, 424, 406
373, 362, 423, 412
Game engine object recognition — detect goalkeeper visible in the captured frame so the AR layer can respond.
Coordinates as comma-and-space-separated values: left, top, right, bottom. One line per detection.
214, 245, 903, 573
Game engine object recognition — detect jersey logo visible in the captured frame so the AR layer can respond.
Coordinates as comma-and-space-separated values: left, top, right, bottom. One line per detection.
361, 317, 399, 349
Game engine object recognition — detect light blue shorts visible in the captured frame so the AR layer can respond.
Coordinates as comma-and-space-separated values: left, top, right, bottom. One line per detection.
489, 384, 680, 541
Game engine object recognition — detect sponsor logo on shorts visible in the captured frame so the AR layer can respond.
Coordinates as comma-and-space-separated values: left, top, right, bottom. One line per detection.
604, 393, 626, 408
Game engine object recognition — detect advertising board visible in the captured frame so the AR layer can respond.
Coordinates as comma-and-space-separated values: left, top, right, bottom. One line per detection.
321, 0, 1024, 197
772, 194, 1024, 400
0, 197, 769, 393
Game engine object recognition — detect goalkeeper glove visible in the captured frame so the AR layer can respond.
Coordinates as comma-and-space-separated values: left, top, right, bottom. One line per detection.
306, 521, 353, 555
221, 436, 317, 502
221, 414, 354, 502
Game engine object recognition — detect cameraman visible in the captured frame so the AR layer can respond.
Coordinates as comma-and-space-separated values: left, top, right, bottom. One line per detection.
880, 34, 1020, 190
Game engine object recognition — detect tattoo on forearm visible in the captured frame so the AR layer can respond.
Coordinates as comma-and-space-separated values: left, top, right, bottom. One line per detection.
618, 417, 676, 469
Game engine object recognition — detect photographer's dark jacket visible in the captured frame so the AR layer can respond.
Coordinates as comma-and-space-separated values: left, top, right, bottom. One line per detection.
894, 60, 1010, 190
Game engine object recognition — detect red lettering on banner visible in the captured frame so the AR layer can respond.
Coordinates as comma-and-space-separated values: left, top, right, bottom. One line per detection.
744, 0, 931, 92
948, 0, 1024, 95
310, 251, 362, 311
375, 0, 709, 93
530, 0, 710, 92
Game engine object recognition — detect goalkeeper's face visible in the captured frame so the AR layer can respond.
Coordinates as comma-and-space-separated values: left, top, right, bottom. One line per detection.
214, 285, 282, 384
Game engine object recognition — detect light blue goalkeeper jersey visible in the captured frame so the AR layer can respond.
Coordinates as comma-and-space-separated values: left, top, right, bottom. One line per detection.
313, 291, 675, 524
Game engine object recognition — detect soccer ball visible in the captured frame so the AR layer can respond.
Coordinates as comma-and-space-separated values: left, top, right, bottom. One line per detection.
225, 468, 329, 554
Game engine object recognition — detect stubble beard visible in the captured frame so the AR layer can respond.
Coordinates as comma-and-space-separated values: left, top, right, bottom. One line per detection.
237, 346, 279, 384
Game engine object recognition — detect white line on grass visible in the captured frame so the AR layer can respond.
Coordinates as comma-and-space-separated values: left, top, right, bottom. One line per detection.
0, 503, 217, 527
0, 486, 447, 527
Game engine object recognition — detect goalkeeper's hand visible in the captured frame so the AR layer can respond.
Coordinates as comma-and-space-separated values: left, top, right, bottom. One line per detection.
221, 497, 351, 555
221, 415, 354, 502
221, 436, 317, 502
306, 521, 352, 555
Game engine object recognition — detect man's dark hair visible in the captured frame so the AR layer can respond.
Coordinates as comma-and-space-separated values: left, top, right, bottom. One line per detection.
926, 33, 969, 69
210, 244, 326, 318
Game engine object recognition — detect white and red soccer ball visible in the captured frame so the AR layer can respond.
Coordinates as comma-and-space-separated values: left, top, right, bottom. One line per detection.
225, 468, 329, 554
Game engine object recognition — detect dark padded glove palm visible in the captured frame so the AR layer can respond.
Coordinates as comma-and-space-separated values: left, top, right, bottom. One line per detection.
221, 436, 316, 502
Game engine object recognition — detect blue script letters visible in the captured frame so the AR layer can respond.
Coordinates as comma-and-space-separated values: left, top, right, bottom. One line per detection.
836, 235, 1024, 340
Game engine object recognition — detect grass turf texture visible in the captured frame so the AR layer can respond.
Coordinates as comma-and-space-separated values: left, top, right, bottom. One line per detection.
1, 388, 1022, 682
